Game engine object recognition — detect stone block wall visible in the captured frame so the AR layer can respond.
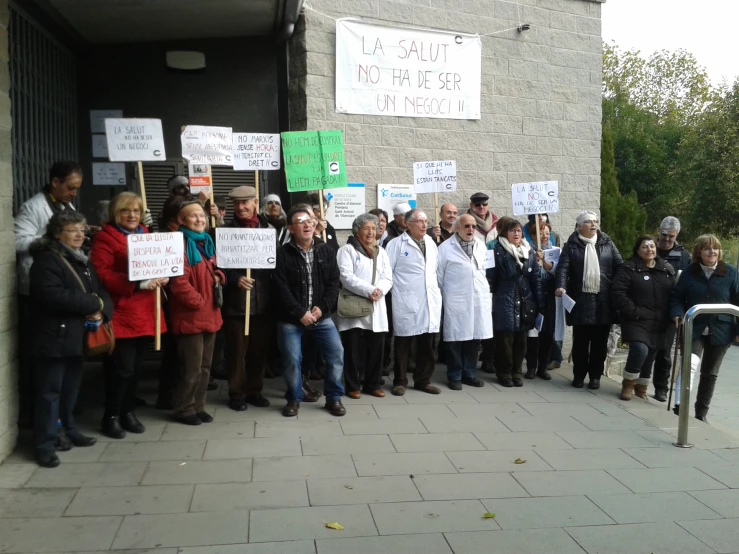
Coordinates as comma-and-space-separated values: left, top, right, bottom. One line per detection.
288, 0, 604, 234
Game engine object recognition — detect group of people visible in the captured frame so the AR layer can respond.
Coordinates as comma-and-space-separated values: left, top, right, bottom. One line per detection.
14, 162, 739, 469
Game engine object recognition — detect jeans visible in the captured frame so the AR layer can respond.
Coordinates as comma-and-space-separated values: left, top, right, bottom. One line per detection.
33, 356, 83, 453
623, 341, 657, 385
446, 340, 480, 383
693, 337, 731, 417
550, 340, 563, 364
571, 325, 610, 381
278, 318, 345, 403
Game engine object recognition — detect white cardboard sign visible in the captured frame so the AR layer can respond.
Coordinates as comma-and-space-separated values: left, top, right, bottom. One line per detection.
484, 249, 496, 269
127, 232, 185, 281
92, 162, 126, 186
215, 228, 277, 269
413, 160, 457, 193
232, 133, 281, 170
377, 184, 417, 216
511, 181, 559, 216
104, 118, 166, 162
335, 19, 481, 120
181, 125, 233, 166
325, 183, 366, 230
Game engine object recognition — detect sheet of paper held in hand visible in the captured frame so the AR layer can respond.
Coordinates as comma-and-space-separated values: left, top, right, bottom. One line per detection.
562, 293, 576, 313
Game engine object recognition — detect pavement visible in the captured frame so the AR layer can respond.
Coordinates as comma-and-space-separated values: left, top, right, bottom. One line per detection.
2, 357, 739, 554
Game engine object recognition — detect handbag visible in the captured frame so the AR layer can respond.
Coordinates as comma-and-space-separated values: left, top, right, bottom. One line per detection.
56, 253, 116, 357
337, 247, 377, 318
205, 260, 224, 309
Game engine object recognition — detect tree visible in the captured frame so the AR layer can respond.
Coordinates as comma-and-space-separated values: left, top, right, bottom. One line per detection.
600, 125, 647, 254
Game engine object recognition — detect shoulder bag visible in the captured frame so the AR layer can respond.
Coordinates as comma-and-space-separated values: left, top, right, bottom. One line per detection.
337, 249, 377, 318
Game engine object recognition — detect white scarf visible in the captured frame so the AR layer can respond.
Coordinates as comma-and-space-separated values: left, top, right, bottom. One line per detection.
499, 237, 531, 269
579, 233, 600, 293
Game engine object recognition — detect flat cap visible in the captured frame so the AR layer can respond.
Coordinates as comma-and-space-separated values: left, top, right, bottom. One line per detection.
392, 202, 412, 216
470, 192, 489, 203
229, 186, 257, 200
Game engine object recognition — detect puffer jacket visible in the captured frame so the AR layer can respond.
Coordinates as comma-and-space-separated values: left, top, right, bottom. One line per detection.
658, 243, 691, 273
487, 241, 543, 333
555, 231, 623, 327
670, 261, 739, 346
611, 256, 676, 349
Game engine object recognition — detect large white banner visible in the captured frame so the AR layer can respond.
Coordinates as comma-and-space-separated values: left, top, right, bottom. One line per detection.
335, 19, 481, 120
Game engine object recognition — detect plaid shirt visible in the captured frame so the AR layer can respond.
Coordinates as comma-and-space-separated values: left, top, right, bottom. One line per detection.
297, 241, 315, 308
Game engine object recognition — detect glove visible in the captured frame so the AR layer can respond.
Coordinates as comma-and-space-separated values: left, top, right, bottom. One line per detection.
141, 209, 153, 228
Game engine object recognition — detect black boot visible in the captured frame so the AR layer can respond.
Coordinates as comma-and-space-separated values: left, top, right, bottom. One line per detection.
120, 412, 146, 434
101, 415, 126, 439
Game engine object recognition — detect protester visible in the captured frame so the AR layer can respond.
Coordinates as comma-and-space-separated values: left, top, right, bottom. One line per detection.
611, 235, 676, 400
307, 191, 339, 251
158, 175, 216, 230
385, 208, 442, 395
273, 206, 346, 417
524, 213, 561, 247
261, 193, 291, 246
526, 222, 557, 380
336, 213, 393, 398
487, 217, 543, 387
652, 216, 693, 401
670, 234, 739, 422
429, 203, 457, 243
91, 192, 168, 438
213, 195, 227, 228
437, 214, 492, 389
29, 212, 112, 468
383, 202, 411, 247
468, 192, 498, 244
369, 208, 388, 245
556, 211, 623, 389
222, 186, 274, 411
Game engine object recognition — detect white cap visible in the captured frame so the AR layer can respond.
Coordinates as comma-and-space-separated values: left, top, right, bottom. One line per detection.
393, 202, 412, 216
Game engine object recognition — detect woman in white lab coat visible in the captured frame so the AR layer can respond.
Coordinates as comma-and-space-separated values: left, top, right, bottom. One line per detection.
336, 214, 393, 399
436, 214, 493, 390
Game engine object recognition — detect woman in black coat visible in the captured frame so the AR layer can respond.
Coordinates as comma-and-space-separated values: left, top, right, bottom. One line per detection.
29, 211, 113, 468
611, 235, 676, 401
555, 211, 623, 389
487, 218, 543, 388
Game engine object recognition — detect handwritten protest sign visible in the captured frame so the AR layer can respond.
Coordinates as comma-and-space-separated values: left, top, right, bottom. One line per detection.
233, 133, 281, 171
326, 183, 365, 230
215, 228, 277, 269
105, 118, 166, 162
188, 163, 212, 195
181, 125, 233, 166
281, 130, 347, 192
127, 233, 184, 281
511, 181, 559, 216
92, 162, 126, 186
335, 20, 481, 120
413, 160, 457, 193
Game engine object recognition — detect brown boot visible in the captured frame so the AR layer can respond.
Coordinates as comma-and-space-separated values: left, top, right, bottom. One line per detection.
620, 379, 636, 401
634, 384, 648, 399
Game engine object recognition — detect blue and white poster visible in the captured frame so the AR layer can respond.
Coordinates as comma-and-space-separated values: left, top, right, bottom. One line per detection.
377, 184, 417, 216
325, 183, 365, 230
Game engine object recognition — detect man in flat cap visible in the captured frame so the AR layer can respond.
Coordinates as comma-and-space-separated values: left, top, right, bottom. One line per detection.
221, 186, 275, 411
468, 192, 498, 245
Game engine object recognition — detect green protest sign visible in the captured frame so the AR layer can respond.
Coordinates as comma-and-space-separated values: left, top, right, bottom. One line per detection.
281, 130, 347, 192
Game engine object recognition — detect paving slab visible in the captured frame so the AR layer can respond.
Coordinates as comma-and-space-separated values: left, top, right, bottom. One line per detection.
340, 418, 427, 435
301, 434, 396, 456
307, 475, 422, 505
678, 518, 739, 554
352, 452, 458, 476
621, 446, 730, 468
446, 450, 553, 473
403, 391, 480, 404
535, 448, 646, 470
99, 441, 206, 462
159, 422, 255, 441
465, 391, 549, 404
390, 432, 485, 452
0, 464, 37, 488
65, 484, 194, 516
54, 441, 108, 463
296, 405, 380, 421
481, 495, 615, 529
448, 404, 534, 418
566, 520, 715, 553
711, 448, 739, 464
556, 430, 658, 449
373, 404, 456, 420
588, 491, 722, 524
203, 437, 302, 459
696, 464, 739, 488
0, 488, 77, 518
316, 533, 453, 554
518, 402, 605, 418
572, 413, 656, 431
474, 431, 573, 451
24, 462, 147, 488
88, 424, 167, 442
370, 499, 499, 534
412, 472, 530, 501
0, 515, 121, 552
212, 406, 286, 422
513, 469, 632, 497
254, 420, 344, 438
112, 511, 250, 549
252, 454, 357, 481
419, 415, 511, 434
497, 415, 590, 433
688, 489, 739, 518
179, 541, 316, 554
142, 459, 253, 485
607, 466, 729, 493
190, 480, 309, 511
445, 528, 587, 554
249, 504, 378, 542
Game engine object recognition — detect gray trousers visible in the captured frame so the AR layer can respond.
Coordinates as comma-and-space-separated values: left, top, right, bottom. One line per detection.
693, 337, 731, 417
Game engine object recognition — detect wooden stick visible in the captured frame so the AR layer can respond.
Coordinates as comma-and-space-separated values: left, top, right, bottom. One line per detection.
434, 192, 440, 244
155, 286, 161, 351
244, 269, 252, 336
137, 161, 147, 212
209, 173, 216, 229
319, 193, 327, 243
535, 213, 542, 266
255, 170, 260, 202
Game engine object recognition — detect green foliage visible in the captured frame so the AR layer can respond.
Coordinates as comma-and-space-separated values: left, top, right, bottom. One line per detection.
600, 126, 647, 255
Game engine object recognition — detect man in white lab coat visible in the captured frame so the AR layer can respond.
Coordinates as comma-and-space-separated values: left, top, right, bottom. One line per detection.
437, 214, 493, 390
385, 209, 442, 396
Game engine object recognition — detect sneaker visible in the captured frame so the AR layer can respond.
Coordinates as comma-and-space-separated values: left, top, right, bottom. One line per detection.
654, 389, 668, 402
461, 377, 484, 387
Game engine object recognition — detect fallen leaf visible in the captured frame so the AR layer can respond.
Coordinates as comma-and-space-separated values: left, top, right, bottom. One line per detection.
514, 458, 527, 464
344, 485, 353, 490
304, 473, 310, 477
178, 463, 186, 466
482, 513, 496, 519
324, 522, 344, 531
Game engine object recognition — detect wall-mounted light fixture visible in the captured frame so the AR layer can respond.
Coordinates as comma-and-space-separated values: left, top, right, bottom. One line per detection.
518, 23, 531, 32
165, 51, 206, 72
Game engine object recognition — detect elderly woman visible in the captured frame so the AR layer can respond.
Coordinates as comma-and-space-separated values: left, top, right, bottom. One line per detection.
556, 211, 623, 389
336, 213, 393, 398
369, 208, 389, 246
168, 201, 225, 425
487, 217, 543, 387
612, 235, 676, 400
91, 192, 168, 439
29, 212, 112, 468
670, 235, 739, 422
261, 193, 291, 246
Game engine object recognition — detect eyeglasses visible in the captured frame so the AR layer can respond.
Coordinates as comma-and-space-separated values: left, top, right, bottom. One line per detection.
461, 224, 476, 229
473, 202, 488, 208
121, 209, 141, 216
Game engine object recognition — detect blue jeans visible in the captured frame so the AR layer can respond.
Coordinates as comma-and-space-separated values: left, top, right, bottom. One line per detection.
446, 340, 481, 383
623, 341, 657, 385
278, 318, 345, 403
550, 340, 563, 364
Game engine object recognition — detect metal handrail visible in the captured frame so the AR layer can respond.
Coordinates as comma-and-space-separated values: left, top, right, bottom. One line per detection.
674, 303, 739, 448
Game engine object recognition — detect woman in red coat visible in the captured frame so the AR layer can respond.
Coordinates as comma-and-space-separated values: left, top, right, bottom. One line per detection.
168, 201, 225, 425
90, 192, 168, 439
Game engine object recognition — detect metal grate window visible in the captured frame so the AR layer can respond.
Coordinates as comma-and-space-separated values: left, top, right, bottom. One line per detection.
9, 7, 78, 214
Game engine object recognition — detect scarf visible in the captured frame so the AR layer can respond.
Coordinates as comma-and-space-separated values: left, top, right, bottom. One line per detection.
348, 235, 377, 259
115, 224, 145, 236
180, 226, 214, 266
456, 234, 475, 259
468, 209, 498, 235
60, 242, 88, 265
237, 213, 260, 228
499, 236, 531, 269
579, 233, 600, 293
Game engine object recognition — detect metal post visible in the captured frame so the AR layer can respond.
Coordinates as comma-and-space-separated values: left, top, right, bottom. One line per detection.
674, 303, 739, 448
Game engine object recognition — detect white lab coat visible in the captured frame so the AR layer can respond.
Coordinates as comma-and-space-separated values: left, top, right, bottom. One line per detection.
437, 236, 493, 341
336, 243, 393, 333
14, 192, 75, 295
385, 232, 441, 337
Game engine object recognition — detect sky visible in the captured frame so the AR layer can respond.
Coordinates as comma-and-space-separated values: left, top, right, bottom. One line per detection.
601, 0, 739, 86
